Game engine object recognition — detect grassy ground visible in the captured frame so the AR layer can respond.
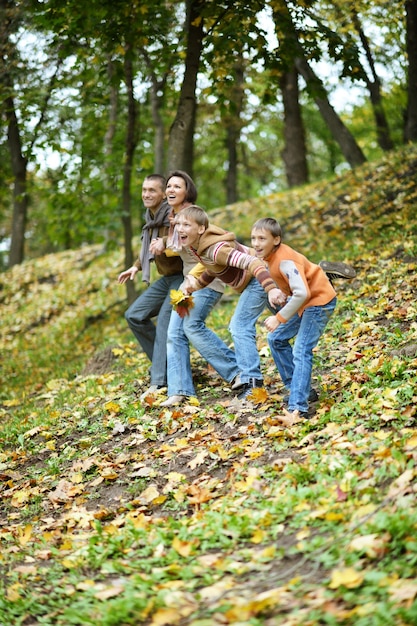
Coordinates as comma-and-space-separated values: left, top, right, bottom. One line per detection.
0, 145, 417, 625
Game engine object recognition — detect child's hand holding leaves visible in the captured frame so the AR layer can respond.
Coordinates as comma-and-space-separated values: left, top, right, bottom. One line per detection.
170, 289, 195, 318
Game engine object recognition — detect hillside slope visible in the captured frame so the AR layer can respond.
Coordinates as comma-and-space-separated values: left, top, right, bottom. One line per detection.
0, 145, 416, 625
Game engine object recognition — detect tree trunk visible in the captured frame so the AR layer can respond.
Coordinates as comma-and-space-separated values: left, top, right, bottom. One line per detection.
295, 55, 366, 168
280, 67, 309, 187
351, 10, 394, 151
271, 0, 366, 169
140, 47, 170, 175
167, 0, 204, 174
101, 57, 119, 251
150, 77, 167, 175
5, 94, 28, 268
224, 60, 245, 204
1, 0, 27, 267
405, 0, 417, 142
224, 128, 238, 204
122, 52, 138, 305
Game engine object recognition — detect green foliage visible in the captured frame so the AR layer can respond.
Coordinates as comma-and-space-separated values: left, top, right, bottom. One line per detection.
2, 0, 411, 262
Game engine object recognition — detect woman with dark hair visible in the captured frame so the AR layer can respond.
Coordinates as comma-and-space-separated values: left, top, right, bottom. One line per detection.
149, 175, 241, 406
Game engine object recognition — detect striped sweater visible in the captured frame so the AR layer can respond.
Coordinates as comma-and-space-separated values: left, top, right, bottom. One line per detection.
187, 225, 277, 293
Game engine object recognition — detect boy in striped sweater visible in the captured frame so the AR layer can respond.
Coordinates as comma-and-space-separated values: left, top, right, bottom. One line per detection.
177, 206, 286, 401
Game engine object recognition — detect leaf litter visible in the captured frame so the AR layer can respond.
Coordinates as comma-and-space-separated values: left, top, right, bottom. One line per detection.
0, 146, 417, 624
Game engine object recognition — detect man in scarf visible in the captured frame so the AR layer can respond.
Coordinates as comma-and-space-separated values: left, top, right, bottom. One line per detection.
118, 174, 183, 399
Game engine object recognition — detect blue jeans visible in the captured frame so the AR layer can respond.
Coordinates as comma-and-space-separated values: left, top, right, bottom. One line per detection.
268, 297, 337, 412
229, 278, 268, 383
125, 273, 183, 386
167, 287, 239, 397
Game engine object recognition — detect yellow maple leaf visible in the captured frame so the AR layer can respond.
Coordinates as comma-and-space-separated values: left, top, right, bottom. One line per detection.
170, 290, 195, 317
104, 401, 121, 413
247, 387, 268, 404
6, 583, 22, 602
138, 485, 160, 504
328, 567, 364, 589
187, 450, 208, 469
2, 398, 21, 407
250, 528, 266, 544
11, 488, 31, 508
150, 607, 183, 626
172, 536, 197, 557
18, 524, 33, 546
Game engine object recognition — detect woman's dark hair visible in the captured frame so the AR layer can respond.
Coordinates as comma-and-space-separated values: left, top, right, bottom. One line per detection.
166, 170, 198, 203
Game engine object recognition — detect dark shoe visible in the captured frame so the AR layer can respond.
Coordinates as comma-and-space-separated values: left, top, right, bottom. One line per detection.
237, 378, 263, 400
319, 260, 356, 281
283, 388, 319, 404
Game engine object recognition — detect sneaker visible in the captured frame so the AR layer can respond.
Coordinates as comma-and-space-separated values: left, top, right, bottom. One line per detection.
159, 395, 186, 407
237, 378, 263, 400
319, 260, 356, 281
283, 388, 319, 404
231, 373, 244, 390
139, 385, 166, 401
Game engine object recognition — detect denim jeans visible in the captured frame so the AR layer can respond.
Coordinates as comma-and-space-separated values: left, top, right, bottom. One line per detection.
267, 297, 337, 412
167, 287, 240, 397
229, 277, 268, 383
125, 273, 183, 386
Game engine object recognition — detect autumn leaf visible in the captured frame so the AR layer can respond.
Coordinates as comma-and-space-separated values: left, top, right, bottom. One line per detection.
2, 398, 21, 407
137, 485, 160, 505
94, 583, 125, 600
388, 579, 417, 603
246, 387, 268, 404
328, 567, 364, 589
187, 450, 209, 469
186, 484, 214, 505
169, 289, 195, 318
348, 533, 389, 558
171, 536, 199, 557
48, 480, 84, 503
104, 401, 122, 414
17, 524, 33, 546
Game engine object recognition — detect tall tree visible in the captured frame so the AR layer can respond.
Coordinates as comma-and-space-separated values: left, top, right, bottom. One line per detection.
405, 0, 417, 142
223, 58, 246, 204
350, 8, 394, 151
270, 0, 366, 169
312, 0, 395, 152
167, 0, 205, 174
0, 0, 64, 267
280, 67, 309, 186
121, 46, 138, 304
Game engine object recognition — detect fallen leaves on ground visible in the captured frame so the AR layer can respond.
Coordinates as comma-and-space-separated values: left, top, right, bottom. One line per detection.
1, 146, 417, 625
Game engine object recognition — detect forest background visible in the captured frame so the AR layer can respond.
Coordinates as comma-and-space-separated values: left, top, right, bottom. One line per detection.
1, 1, 417, 624
1, 0, 416, 294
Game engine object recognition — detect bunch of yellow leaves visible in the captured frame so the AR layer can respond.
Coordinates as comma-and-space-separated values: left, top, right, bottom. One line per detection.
170, 289, 195, 318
